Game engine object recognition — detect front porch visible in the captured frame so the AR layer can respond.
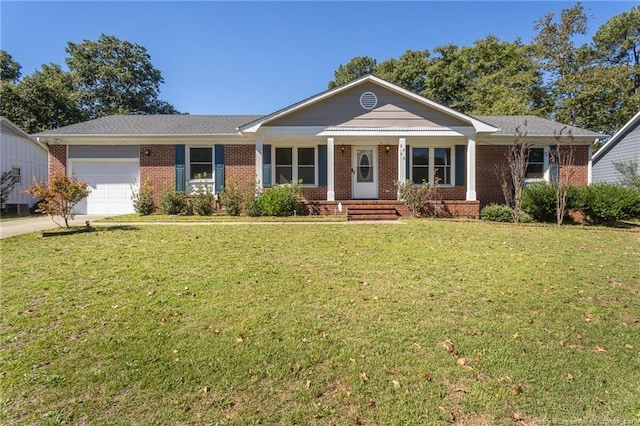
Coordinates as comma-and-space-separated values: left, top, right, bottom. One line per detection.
304, 199, 480, 219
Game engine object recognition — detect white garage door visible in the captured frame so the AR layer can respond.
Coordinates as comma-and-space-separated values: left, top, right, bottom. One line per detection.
72, 161, 139, 215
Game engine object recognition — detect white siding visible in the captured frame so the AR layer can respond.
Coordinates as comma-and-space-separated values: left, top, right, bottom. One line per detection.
0, 123, 48, 206
592, 124, 640, 183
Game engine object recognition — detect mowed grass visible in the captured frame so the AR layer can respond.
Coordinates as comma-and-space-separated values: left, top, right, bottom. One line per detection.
1, 221, 639, 425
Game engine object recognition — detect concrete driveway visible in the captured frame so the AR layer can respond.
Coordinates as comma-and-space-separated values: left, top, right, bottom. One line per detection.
0, 215, 109, 239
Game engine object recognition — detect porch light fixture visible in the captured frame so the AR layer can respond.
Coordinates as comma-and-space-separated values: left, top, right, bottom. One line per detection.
341, 146, 345, 154
144, 149, 151, 156
385, 145, 390, 153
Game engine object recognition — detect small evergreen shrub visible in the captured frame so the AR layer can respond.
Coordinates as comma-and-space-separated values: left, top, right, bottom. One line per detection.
522, 182, 556, 222
480, 204, 514, 222
260, 182, 301, 217
191, 183, 214, 216
132, 179, 154, 215
159, 189, 186, 215
221, 180, 243, 216
581, 183, 640, 224
246, 195, 263, 217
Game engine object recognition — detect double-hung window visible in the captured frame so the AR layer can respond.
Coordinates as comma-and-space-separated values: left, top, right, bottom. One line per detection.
434, 148, 451, 185
190, 147, 213, 180
275, 148, 293, 184
525, 148, 545, 179
412, 148, 429, 184
275, 147, 316, 186
10, 167, 21, 184
411, 147, 452, 186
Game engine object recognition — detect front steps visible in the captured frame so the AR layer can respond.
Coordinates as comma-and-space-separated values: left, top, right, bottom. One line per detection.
346, 201, 401, 221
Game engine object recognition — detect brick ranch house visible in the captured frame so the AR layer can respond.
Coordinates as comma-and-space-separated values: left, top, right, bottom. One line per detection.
34, 75, 602, 217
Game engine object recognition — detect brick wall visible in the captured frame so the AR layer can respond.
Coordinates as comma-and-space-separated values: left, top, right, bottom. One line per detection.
477, 145, 511, 206
140, 145, 175, 195
438, 186, 466, 200
378, 145, 397, 200
49, 144, 66, 177
225, 145, 255, 192
335, 145, 352, 200
560, 145, 589, 186
302, 187, 327, 201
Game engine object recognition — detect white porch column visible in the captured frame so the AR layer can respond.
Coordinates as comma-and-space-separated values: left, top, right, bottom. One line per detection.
466, 136, 477, 201
587, 143, 593, 185
255, 136, 263, 192
327, 137, 335, 201
397, 137, 407, 200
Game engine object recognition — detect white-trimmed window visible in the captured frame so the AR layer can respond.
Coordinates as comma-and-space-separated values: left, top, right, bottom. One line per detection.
434, 148, 451, 185
274, 147, 317, 186
189, 147, 213, 180
525, 148, 545, 179
412, 148, 429, 184
10, 167, 21, 184
410, 147, 454, 186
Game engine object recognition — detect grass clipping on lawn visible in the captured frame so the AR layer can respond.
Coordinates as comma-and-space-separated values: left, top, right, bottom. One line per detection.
1, 221, 639, 425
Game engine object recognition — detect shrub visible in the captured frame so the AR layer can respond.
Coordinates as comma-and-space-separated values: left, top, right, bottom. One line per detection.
190, 182, 214, 216
522, 183, 584, 223
581, 183, 640, 224
24, 174, 90, 228
260, 182, 301, 217
159, 189, 186, 215
132, 179, 154, 215
522, 182, 556, 222
246, 195, 263, 217
480, 204, 514, 222
221, 180, 243, 216
396, 180, 439, 217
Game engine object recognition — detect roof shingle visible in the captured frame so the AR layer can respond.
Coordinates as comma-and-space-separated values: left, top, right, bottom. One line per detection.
33, 114, 264, 136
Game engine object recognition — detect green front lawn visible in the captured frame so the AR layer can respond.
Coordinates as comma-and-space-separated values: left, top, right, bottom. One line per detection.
98, 213, 347, 222
1, 221, 639, 424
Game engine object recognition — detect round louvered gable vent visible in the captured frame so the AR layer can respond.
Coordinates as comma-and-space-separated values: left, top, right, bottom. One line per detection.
360, 92, 378, 110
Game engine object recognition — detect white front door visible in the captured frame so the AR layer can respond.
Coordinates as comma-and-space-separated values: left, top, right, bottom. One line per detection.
352, 147, 378, 199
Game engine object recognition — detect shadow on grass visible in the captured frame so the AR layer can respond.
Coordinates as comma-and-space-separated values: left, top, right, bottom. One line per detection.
99, 225, 141, 232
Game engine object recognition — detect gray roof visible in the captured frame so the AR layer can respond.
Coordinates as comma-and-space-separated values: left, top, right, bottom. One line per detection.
33, 114, 264, 137
33, 113, 602, 139
473, 115, 603, 138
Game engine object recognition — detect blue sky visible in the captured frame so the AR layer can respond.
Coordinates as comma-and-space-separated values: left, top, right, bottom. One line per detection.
1, 1, 635, 115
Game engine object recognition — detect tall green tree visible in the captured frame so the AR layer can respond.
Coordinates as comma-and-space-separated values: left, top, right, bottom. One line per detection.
377, 49, 430, 94
65, 34, 178, 118
533, 2, 589, 125
1, 50, 21, 83
424, 36, 548, 115
13, 64, 86, 133
328, 56, 378, 89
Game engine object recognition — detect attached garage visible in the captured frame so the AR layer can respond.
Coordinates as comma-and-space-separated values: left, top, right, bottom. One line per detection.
68, 146, 139, 215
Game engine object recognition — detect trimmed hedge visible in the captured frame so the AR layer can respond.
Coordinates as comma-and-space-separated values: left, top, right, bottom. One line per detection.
580, 183, 640, 224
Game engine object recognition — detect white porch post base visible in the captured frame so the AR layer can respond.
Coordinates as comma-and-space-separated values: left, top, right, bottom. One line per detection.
397, 137, 406, 200
255, 136, 263, 193
466, 136, 477, 201
327, 137, 335, 201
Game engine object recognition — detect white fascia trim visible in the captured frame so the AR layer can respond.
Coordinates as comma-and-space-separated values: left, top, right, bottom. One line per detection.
479, 135, 599, 146
591, 110, 640, 162
41, 135, 252, 146
259, 125, 474, 137
320, 129, 467, 137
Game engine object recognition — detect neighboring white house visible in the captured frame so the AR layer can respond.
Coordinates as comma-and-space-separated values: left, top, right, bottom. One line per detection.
592, 111, 640, 184
1, 117, 48, 213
